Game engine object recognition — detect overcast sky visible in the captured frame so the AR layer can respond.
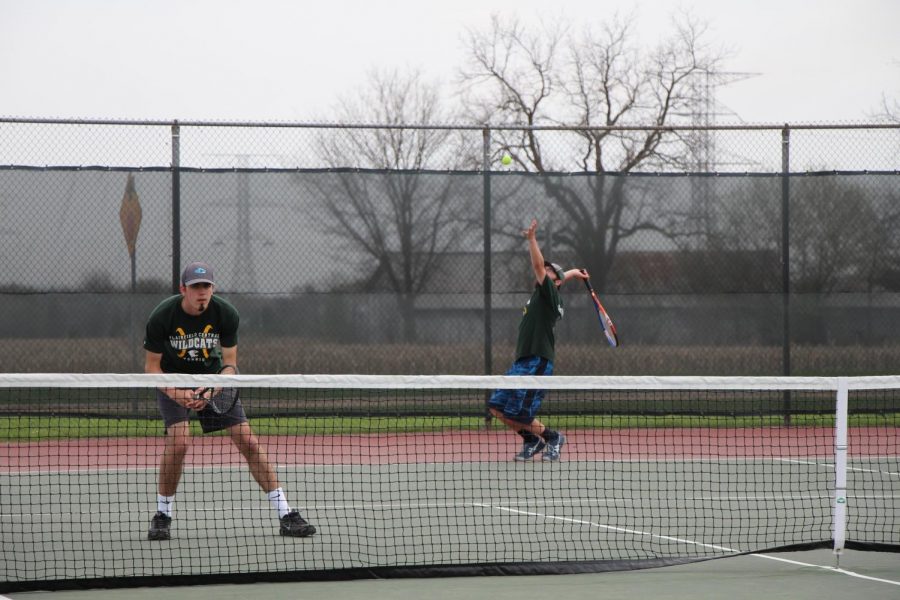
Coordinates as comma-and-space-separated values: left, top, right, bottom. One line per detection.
1, 0, 898, 124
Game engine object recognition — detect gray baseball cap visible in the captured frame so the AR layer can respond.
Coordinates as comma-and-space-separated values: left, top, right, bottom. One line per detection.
544, 261, 565, 281
181, 261, 215, 286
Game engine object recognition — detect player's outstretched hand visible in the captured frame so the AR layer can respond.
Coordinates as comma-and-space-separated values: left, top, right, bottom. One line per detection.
522, 219, 538, 240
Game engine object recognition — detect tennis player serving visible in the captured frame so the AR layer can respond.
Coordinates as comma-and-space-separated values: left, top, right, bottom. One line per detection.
489, 219, 589, 461
143, 261, 315, 540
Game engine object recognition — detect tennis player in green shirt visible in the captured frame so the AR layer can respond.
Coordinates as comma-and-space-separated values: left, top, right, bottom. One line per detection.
489, 220, 589, 461
143, 261, 315, 540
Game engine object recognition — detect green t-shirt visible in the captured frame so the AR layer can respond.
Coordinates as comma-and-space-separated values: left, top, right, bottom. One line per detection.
515, 275, 563, 362
143, 295, 239, 374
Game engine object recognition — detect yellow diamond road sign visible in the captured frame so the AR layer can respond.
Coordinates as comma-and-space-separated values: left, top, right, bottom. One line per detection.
119, 173, 142, 257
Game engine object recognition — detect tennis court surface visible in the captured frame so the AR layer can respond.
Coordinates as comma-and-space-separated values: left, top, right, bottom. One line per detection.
1, 374, 897, 593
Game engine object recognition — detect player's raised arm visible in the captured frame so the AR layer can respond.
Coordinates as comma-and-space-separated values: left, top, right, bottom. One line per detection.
562, 268, 590, 285
522, 219, 547, 284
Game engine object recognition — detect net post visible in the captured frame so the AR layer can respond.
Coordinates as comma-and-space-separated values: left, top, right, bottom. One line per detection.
832, 376, 849, 566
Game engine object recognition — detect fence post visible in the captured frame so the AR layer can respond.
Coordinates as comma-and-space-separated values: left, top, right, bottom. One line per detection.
482, 126, 493, 424
171, 121, 181, 293
781, 125, 791, 424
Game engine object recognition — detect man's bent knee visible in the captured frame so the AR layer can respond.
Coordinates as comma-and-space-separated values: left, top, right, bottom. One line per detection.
228, 423, 260, 452
164, 422, 191, 453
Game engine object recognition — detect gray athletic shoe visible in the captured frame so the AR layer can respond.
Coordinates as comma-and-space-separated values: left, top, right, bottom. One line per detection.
148, 511, 172, 540
514, 438, 546, 461
542, 433, 566, 462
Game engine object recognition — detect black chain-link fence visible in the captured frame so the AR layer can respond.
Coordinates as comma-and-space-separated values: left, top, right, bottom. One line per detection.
1, 119, 898, 375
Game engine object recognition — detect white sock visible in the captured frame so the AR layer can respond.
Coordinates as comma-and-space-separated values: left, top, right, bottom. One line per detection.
267, 487, 291, 518
157, 494, 175, 517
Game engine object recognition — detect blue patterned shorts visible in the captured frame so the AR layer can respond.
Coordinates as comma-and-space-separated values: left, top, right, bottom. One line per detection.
488, 356, 554, 424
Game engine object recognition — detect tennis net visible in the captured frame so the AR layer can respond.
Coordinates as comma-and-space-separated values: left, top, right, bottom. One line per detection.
0, 373, 898, 592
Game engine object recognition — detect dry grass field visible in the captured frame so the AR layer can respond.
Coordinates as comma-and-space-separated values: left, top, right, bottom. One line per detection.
1, 338, 898, 376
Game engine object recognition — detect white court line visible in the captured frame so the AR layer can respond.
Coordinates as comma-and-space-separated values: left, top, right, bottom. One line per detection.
472, 504, 737, 552
0, 493, 843, 519
778, 458, 900, 477
751, 553, 900, 586
473, 503, 900, 588
9, 491, 900, 520
0, 463, 340, 476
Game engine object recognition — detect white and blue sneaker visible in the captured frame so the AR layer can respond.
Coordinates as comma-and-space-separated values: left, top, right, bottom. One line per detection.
542, 433, 566, 462
514, 438, 546, 461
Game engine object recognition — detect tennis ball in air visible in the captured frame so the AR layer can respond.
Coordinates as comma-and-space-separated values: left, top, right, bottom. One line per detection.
501, 154, 512, 166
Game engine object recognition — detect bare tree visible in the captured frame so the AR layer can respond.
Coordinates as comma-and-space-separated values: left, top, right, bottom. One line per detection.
302, 69, 476, 341
791, 177, 900, 294
685, 175, 900, 294
871, 60, 900, 123
320, 68, 468, 170
874, 95, 900, 123
460, 12, 725, 290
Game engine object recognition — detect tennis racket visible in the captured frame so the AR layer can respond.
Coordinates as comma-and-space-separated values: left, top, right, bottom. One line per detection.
582, 274, 619, 347
196, 364, 240, 414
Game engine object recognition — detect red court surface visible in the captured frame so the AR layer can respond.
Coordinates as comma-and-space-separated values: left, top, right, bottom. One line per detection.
1, 427, 896, 471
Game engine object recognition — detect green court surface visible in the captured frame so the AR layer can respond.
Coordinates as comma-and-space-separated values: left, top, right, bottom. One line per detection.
1, 456, 896, 588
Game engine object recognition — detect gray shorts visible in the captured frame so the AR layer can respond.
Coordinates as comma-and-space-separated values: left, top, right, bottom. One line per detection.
156, 389, 248, 434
